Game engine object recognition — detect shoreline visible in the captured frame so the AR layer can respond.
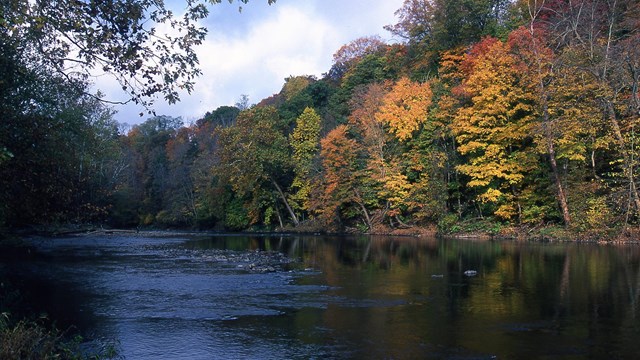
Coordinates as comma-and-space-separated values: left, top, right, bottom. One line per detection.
3, 223, 640, 245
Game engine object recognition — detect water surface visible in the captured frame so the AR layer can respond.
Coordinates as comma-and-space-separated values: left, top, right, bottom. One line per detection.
2, 234, 640, 359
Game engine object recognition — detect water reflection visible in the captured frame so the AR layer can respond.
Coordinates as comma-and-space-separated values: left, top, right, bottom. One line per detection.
178, 235, 640, 358
3, 235, 640, 359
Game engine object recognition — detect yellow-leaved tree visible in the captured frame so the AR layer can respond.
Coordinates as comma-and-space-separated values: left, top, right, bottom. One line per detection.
371, 77, 434, 225
450, 37, 537, 220
376, 77, 433, 142
289, 107, 321, 218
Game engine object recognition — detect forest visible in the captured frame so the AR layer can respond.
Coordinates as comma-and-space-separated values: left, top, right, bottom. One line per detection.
1, 0, 639, 239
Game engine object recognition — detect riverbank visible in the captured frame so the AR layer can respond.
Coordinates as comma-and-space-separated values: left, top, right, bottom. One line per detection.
0, 262, 119, 359
0, 314, 119, 360
3, 220, 639, 245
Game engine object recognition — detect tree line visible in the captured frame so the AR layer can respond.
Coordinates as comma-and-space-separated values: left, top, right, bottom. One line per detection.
1, 0, 639, 237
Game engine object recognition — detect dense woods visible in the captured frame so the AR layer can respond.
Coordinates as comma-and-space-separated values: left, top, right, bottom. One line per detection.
1, 0, 639, 238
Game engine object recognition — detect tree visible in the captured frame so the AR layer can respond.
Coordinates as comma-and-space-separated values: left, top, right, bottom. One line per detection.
450, 37, 537, 220
281, 76, 314, 101
349, 83, 391, 182
347, 82, 391, 228
1, 21, 128, 227
289, 108, 321, 218
329, 36, 387, 80
0, 72, 123, 226
313, 125, 364, 229
164, 127, 199, 226
215, 106, 298, 227
385, 0, 513, 74
198, 105, 240, 128
376, 77, 433, 141
277, 76, 318, 124
112, 115, 183, 225
1, 0, 276, 108
387, 0, 512, 46
235, 94, 252, 111
0, 0, 282, 230
373, 77, 447, 224
328, 52, 399, 125
190, 111, 232, 228
348, 79, 436, 227
514, 0, 640, 226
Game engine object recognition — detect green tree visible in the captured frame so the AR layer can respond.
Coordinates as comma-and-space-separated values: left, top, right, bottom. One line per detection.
328, 53, 399, 125
112, 115, 183, 226
277, 76, 316, 124
215, 106, 298, 227
289, 108, 321, 218
1, 0, 276, 108
164, 127, 199, 226
328, 36, 387, 80
385, 0, 513, 75
0, 74, 123, 226
198, 106, 240, 128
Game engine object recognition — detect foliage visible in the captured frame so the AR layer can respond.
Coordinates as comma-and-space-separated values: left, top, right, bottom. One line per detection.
0, 45, 124, 226
329, 36, 387, 80
215, 106, 298, 227
4, 0, 640, 236
289, 107, 321, 216
313, 125, 361, 229
449, 37, 537, 221
0, 0, 275, 109
197, 106, 240, 128
0, 313, 119, 360
385, 0, 514, 75
376, 77, 432, 141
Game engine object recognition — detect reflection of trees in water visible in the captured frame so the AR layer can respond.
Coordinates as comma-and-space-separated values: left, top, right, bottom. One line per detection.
193, 234, 640, 342
624, 258, 640, 317
285, 236, 640, 358
283, 235, 640, 335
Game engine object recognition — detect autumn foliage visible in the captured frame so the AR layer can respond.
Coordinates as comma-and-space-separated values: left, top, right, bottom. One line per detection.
3, 0, 640, 236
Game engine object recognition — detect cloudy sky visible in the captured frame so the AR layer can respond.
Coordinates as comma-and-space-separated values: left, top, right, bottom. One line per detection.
94, 0, 405, 125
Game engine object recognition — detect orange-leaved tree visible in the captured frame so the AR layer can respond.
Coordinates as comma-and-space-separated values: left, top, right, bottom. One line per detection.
312, 125, 374, 230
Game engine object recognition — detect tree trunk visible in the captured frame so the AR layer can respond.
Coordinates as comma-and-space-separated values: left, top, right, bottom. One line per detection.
394, 215, 412, 229
353, 189, 372, 230
271, 179, 299, 226
542, 107, 572, 226
604, 101, 640, 213
527, 12, 572, 227
274, 204, 284, 229
357, 201, 372, 230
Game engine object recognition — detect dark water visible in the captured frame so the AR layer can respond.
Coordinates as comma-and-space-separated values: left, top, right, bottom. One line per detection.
2, 234, 640, 359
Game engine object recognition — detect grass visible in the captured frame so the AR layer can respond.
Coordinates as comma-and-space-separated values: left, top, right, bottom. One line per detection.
0, 312, 119, 360
1, 267, 120, 360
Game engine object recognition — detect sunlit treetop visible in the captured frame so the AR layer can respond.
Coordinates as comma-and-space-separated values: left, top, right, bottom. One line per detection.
329, 36, 388, 80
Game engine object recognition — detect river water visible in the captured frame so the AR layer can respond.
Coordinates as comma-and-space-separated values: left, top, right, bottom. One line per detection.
2, 234, 640, 359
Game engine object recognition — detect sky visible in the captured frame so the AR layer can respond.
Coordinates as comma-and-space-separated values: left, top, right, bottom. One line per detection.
93, 0, 406, 125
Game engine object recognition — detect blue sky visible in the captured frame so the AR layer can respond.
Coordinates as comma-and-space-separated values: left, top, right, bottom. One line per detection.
95, 0, 405, 125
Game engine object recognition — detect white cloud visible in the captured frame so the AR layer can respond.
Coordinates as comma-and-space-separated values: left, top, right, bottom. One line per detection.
96, 0, 405, 125
193, 4, 339, 111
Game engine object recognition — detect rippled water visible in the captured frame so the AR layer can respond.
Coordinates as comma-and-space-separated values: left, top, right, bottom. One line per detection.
3, 234, 640, 359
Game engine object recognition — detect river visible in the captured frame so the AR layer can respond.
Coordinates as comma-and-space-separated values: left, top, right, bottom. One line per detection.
2, 234, 640, 359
